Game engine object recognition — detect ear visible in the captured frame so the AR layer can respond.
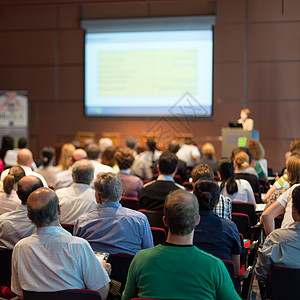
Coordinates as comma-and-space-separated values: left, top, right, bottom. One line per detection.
157, 165, 160, 173
95, 191, 102, 204
196, 215, 200, 225
162, 216, 168, 227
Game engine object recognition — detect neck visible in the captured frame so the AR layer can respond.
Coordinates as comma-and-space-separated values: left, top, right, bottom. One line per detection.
166, 231, 194, 245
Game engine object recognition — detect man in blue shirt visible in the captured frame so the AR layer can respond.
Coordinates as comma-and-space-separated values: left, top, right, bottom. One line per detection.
74, 172, 153, 255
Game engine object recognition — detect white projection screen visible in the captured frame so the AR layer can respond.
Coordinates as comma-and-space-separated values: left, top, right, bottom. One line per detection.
82, 16, 215, 118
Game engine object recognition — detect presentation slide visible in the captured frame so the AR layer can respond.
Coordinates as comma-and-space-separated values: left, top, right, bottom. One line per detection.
85, 29, 213, 117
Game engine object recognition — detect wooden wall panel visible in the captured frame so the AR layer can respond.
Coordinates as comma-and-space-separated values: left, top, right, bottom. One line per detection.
247, 62, 300, 100
58, 5, 81, 28
248, 23, 300, 61
59, 66, 83, 100
216, 0, 245, 23
248, 0, 300, 22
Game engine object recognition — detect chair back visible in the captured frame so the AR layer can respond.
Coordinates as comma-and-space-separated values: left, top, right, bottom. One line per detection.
221, 260, 239, 292
173, 174, 182, 184
107, 253, 134, 293
232, 213, 251, 239
266, 266, 300, 300
232, 202, 257, 226
61, 224, 74, 235
182, 181, 193, 191
120, 197, 139, 210
23, 289, 101, 300
150, 227, 166, 246
0, 247, 13, 288
274, 215, 283, 229
138, 209, 166, 231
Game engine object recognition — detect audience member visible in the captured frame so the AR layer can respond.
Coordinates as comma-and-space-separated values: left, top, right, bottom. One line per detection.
0, 135, 14, 161
0, 148, 48, 186
237, 108, 254, 130
4, 137, 27, 167
56, 160, 97, 225
11, 187, 111, 299
74, 172, 153, 255
115, 147, 143, 198
86, 144, 113, 182
122, 189, 240, 300
36, 146, 59, 187
193, 179, 242, 275
54, 148, 87, 190
199, 142, 217, 175
255, 185, 300, 283
139, 152, 184, 211
56, 143, 76, 171
191, 164, 232, 220
0, 166, 25, 215
138, 137, 162, 168
261, 154, 300, 235
248, 140, 268, 180
176, 137, 200, 167
0, 175, 43, 249
125, 136, 138, 157
98, 137, 113, 153
101, 146, 119, 173
217, 158, 256, 209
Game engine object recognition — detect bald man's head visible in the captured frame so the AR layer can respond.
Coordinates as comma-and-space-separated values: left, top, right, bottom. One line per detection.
17, 148, 33, 166
71, 149, 87, 164
27, 187, 59, 227
17, 175, 43, 205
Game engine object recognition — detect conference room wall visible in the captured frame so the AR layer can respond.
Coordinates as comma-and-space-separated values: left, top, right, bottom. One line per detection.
0, 0, 299, 172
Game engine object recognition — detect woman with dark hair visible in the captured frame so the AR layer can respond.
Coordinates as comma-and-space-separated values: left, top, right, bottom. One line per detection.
0, 135, 14, 161
193, 178, 242, 275
0, 166, 25, 214
218, 157, 256, 209
101, 146, 119, 173
138, 138, 162, 168
36, 146, 59, 187
115, 147, 143, 198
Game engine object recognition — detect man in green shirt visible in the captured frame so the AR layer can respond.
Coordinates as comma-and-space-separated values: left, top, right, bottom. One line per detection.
122, 189, 240, 300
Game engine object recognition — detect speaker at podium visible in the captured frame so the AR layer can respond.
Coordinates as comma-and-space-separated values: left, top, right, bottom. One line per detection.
221, 127, 259, 157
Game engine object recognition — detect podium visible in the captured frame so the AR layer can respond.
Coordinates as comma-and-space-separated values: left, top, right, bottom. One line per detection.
221, 128, 259, 157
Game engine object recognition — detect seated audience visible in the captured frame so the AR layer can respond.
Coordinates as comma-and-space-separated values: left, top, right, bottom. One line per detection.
36, 146, 59, 187
101, 146, 119, 173
1, 148, 48, 187
98, 137, 113, 154
152, 139, 188, 183
74, 172, 153, 255
139, 152, 184, 211
199, 142, 217, 175
176, 137, 201, 168
261, 154, 300, 235
122, 189, 240, 300
193, 178, 242, 275
54, 148, 87, 190
248, 140, 268, 180
4, 137, 27, 167
138, 138, 162, 167
217, 158, 256, 209
11, 187, 111, 300
191, 164, 232, 220
255, 185, 300, 282
0, 175, 43, 248
0, 166, 25, 215
56, 143, 76, 171
56, 160, 97, 225
114, 147, 143, 198
234, 151, 261, 201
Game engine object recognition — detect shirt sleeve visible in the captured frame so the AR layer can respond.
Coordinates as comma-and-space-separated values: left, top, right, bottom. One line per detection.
11, 244, 22, 296
244, 180, 256, 208
141, 216, 154, 249
277, 188, 290, 208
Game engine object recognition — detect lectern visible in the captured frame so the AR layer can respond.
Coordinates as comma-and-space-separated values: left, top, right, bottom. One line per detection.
221, 128, 259, 157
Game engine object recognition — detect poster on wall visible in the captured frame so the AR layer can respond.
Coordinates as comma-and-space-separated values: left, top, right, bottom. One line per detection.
0, 91, 28, 146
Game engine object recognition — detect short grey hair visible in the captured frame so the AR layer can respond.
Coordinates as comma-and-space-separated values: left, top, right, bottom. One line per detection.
94, 172, 122, 202
72, 159, 94, 185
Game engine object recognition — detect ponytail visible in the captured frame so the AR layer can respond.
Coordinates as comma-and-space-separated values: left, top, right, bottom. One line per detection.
226, 176, 238, 195
3, 174, 15, 194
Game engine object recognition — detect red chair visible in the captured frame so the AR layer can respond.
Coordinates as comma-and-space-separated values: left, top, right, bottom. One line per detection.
182, 181, 193, 191
120, 197, 139, 210
0, 247, 13, 289
23, 289, 101, 299
138, 209, 166, 231
61, 224, 74, 235
150, 227, 166, 246
232, 213, 251, 240
231, 201, 257, 226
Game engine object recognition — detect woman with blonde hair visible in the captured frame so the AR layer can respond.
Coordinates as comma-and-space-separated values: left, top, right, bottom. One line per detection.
0, 166, 25, 214
199, 143, 217, 175
57, 143, 75, 171
248, 140, 268, 180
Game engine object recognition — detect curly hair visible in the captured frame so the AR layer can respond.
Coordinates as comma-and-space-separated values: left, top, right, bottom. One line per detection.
114, 147, 134, 170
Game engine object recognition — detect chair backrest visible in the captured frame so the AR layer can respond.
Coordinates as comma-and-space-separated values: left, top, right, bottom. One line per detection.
221, 260, 239, 292
138, 209, 167, 231
120, 197, 139, 210
232, 201, 257, 226
23, 289, 101, 300
0, 247, 13, 288
274, 215, 283, 229
232, 213, 251, 239
107, 253, 135, 293
182, 181, 193, 191
61, 224, 74, 235
173, 174, 182, 184
151, 227, 166, 246
266, 266, 300, 300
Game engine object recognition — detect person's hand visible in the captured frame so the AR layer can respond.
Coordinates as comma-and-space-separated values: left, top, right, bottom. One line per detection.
101, 260, 112, 276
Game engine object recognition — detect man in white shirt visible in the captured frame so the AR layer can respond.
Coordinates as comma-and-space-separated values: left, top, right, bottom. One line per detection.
176, 138, 200, 168
0, 175, 43, 249
11, 187, 111, 299
57, 160, 97, 225
0, 148, 47, 187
